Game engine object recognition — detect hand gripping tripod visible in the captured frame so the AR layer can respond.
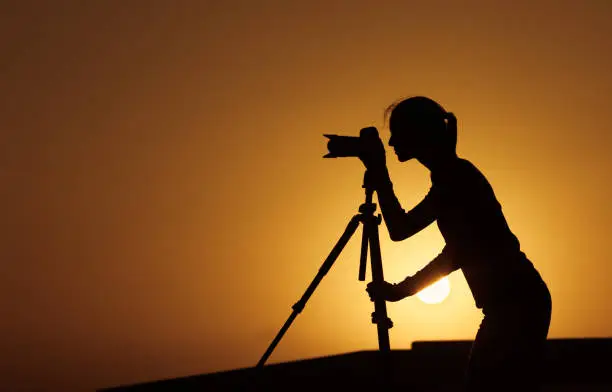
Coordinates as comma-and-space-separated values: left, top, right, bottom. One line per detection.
256, 170, 393, 368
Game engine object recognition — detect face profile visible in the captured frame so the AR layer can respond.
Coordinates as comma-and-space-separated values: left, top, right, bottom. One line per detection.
388, 124, 424, 162
385, 96, 455, 164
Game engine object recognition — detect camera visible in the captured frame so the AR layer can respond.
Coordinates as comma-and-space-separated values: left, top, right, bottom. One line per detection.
323, 127, 379, 158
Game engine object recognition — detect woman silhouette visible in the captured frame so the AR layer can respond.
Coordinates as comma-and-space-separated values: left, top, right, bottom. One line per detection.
363, 96, 552, 391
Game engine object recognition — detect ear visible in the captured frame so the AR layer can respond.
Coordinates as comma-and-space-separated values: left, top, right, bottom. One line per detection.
444, 112, 458, 152
444, 112, 456, 126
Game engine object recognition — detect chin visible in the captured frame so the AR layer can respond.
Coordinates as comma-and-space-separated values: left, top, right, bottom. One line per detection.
396, 152, 414, 162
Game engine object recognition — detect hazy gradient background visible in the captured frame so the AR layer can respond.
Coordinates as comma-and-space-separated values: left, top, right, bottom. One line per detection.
2, 1, 611, 390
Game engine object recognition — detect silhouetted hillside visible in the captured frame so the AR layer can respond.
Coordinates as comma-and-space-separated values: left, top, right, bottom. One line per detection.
100, 338, 612, 391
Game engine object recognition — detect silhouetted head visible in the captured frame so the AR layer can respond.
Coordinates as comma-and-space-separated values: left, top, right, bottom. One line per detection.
385, 96, 457, 164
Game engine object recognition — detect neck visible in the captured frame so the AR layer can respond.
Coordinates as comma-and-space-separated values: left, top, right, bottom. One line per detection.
417, 152, 458, 173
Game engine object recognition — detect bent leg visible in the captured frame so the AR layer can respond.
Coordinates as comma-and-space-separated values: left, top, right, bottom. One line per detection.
464, 299, 551, 392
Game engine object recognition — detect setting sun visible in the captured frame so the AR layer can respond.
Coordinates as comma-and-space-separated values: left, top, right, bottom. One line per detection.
416, 277, 451, 304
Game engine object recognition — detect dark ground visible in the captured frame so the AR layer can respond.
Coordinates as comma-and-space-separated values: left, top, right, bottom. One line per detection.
100, 338, 612, 391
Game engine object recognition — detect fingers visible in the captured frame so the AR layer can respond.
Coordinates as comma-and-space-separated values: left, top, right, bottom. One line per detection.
366, 281, 391, 302
366, 282, 378, 302
366, 282, 375, 301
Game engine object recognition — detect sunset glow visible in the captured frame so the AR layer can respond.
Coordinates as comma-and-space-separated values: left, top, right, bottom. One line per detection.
417, 277, 451, 304
2, 2, 612, 391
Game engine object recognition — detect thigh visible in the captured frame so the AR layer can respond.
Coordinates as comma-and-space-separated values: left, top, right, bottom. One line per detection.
464, 303, 551, 391
464, 314, 509, 390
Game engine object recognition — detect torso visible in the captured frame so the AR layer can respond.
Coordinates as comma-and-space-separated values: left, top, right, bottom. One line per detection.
430, 158, 547, 309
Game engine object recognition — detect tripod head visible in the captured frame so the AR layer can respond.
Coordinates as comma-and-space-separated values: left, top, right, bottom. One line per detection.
362, 169, 377, 202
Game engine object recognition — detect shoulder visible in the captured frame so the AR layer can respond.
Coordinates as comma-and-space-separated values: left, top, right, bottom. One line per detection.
431, 157, 490, 188
455, 158, 487, 181
453, 158, 498, 200
436, 158, 495, 198
439, 158, 480, 182
455, 158, 478, 172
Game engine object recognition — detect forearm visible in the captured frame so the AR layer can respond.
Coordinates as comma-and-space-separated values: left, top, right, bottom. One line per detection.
370, 167, 408, 241
371, 166, 436, 241
409, 248, 458, 292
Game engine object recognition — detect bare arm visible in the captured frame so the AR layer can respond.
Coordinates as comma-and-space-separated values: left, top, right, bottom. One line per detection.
407, 246, 459, 292
371, 167, 436, 242
368, 246, 459, 301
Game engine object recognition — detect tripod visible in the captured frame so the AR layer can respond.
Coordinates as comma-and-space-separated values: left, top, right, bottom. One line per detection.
256, 170, 393, 368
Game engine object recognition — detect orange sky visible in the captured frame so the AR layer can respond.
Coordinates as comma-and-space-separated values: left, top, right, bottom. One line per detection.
1, 1, 611, 390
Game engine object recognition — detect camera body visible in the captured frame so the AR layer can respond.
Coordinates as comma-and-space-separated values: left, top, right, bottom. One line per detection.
324, 127, 379, 158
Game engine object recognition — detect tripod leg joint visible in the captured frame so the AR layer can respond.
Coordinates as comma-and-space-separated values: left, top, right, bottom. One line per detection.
371, 312, 394, 329
292, 300, 306, 313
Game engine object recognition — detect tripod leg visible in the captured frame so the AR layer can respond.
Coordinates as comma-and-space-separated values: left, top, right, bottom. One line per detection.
256, 215, 362, 369
358, 223, 368, 281
366, 217, 394, 391
367, 217, 392, 352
